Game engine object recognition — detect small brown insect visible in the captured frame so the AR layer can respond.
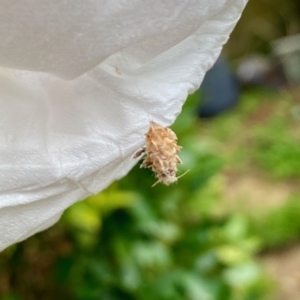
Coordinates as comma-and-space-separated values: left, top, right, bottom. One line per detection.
134, 121, 186, 186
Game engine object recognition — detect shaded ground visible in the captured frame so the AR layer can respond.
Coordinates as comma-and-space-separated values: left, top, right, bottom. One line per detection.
262, 244, 300, 300
222, 172, 294, 213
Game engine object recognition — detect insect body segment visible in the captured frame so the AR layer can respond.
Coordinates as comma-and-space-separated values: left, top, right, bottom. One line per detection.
134, 121, 183, 186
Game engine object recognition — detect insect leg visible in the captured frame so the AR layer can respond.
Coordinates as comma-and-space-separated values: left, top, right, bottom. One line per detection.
133, 147, 146, 159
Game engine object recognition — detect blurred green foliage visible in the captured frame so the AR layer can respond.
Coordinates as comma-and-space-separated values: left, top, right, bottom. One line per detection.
250, 196, 300, 250
0, 93, 268, 300
198, 87, 300, 254
254, 120, 300, 179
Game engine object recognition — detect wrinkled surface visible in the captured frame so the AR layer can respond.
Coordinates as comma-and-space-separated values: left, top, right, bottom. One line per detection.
0, 0, 247, 251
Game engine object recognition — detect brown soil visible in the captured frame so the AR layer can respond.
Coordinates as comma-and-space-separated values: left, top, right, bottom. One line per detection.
222, 173, 293, 213
262, 244, 300, 300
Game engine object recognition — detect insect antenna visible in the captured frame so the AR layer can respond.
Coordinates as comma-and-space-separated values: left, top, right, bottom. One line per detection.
176, 169, 190, 180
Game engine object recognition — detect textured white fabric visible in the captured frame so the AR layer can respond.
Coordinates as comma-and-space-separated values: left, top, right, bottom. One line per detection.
0, 0, 247, 251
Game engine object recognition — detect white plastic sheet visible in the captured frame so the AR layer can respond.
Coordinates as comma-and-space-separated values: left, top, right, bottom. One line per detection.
0, 0, 247, 251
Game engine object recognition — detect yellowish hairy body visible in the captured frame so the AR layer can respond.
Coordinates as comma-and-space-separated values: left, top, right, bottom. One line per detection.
134, 121, 183, 186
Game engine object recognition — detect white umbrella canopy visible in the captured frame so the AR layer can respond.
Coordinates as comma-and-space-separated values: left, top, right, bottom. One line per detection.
0, 0, 247, 251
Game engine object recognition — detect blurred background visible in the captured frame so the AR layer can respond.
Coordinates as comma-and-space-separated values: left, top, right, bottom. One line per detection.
1, 1, 300, 299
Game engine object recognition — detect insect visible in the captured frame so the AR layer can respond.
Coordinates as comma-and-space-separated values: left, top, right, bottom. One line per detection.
134, 121, 187, 187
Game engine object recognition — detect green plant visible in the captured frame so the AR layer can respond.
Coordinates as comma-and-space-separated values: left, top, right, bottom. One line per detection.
249, 196, 300, 250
